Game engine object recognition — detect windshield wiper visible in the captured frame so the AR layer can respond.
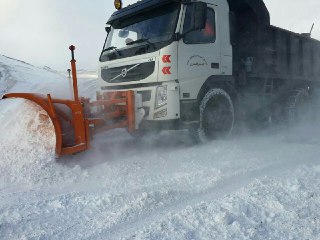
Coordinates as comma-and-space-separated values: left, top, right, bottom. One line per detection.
101, 46, 122, 56
126, 38, 156, 49
126, 38, 149, 45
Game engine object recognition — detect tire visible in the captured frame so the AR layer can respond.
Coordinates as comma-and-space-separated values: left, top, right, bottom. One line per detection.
285, 88, 310, 124
190, 88, 235, 143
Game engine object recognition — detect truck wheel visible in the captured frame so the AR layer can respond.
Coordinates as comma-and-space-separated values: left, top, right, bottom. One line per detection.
190, 88, 235, 143
285, 88, 310, 124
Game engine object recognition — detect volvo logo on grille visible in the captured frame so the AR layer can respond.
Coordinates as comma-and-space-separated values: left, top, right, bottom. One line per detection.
121, 68, 127, 78
109, 63, 141, 82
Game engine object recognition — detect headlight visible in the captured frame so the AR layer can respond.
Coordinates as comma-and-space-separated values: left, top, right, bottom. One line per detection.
154, 109, 167, 119
155, 86, 167, 109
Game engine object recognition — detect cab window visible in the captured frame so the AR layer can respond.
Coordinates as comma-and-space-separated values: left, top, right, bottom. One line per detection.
183, 7, 216, 44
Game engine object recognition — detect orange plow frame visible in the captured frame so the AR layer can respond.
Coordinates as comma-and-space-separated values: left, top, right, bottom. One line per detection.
2, 46, 136, 157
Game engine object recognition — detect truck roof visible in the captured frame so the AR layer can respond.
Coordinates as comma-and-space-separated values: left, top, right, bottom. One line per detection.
107, 0, 179, 25
107, 0, 270, 26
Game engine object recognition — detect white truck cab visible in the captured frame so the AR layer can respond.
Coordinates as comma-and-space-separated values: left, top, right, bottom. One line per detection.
99, 0, 234, 141
99, 0, 320, 141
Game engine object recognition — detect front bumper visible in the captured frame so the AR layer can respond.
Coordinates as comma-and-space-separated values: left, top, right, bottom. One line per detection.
102, 81, 180, 122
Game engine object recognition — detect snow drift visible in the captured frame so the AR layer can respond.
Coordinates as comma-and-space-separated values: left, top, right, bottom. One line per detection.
0, 55, 98, 187
0, 98, 56, 186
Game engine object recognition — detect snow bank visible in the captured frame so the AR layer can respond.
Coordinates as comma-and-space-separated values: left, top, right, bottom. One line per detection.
0, 54, 99, 186
0, 54, 101, 100
0, 55, 71, 98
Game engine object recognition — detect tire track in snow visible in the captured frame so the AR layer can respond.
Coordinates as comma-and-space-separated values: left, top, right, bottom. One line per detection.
57, 146, 318, 240
107, 157, 318, 240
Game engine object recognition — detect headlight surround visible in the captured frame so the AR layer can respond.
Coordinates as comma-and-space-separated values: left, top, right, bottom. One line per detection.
155, 86, 168, 109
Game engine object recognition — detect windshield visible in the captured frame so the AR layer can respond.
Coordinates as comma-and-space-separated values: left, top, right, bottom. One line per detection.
100, 3, 180, 61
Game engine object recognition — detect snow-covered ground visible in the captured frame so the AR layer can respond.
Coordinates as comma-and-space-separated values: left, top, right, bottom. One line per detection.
0, 55, 319, 240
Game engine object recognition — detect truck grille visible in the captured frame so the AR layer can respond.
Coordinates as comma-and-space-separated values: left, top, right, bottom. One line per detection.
101, 62, 155, 83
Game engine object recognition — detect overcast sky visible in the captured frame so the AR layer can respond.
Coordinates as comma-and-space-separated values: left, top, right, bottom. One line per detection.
0, 0, 319, 71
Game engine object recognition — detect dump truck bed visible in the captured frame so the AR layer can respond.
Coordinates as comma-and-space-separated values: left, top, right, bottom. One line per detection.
234, 25, 320, 82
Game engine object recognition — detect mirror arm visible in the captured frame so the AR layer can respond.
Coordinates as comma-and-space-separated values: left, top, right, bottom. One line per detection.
105, 26, 111, 33
100, 28, 111, 61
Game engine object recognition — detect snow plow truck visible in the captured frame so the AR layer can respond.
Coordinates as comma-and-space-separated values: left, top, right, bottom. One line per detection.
3, 0, 320, 157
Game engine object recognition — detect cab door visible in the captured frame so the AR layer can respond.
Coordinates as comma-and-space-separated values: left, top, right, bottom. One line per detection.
178, 3, 221, 100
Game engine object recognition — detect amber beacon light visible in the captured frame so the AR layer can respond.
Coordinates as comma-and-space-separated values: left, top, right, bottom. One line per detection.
114, 0, 123, 10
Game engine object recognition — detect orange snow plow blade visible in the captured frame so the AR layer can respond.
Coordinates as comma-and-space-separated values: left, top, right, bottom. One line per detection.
2, 46, 136, 157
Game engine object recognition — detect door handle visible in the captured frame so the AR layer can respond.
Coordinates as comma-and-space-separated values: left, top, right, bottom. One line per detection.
211, 63, 219, 69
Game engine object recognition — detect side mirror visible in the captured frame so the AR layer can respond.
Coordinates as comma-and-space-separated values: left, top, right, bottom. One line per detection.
183, 2, 207, 35
105, 26, 111, 33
